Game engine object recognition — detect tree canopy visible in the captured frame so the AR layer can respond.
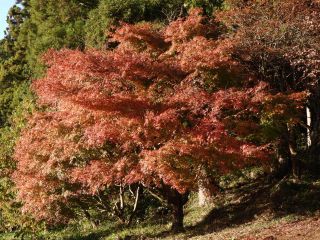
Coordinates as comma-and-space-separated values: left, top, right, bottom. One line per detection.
13, 9, 306, 231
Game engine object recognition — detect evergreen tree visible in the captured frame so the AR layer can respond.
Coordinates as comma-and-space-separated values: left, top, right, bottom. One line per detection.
85, 0, 223, 49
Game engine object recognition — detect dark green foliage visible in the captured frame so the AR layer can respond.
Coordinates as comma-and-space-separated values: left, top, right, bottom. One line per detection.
0, 0, 100, 234
185, 0, 224, 15
0, 1, 31, 126
85, 0, 223, 49
0, 82, 36, 233
0, 2, 34, 232
84, 0, 184, 49
25, 0, 99, 77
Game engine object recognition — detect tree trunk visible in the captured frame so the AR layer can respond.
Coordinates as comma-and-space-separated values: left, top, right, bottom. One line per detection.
160, 185, 189, 233
198, 167, 213, 206
127, 186, 141, 226
288, 124, 301, 178
171, 198, 184, 233
198, 184, 211, 206
306, 106, 312, 147
273, 127, 291, 179
308, 93, 320, 173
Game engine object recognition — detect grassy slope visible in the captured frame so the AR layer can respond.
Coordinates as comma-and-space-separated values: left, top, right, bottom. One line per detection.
1, 177, 319, 240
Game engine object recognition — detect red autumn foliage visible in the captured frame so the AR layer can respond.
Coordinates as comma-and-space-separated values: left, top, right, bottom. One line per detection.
13, 8, 305, 223
218, 0, 320, 91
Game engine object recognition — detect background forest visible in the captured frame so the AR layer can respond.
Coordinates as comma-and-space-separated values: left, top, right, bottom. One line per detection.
0, 0, 319, 239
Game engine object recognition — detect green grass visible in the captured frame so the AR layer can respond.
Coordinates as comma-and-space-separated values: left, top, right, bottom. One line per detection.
1, 176, 320, 239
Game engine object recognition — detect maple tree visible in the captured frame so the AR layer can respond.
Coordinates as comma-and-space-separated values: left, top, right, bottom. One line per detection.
13, 9, 305, 232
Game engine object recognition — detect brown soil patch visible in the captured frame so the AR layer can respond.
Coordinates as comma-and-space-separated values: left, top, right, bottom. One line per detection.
241, 216, 320, 240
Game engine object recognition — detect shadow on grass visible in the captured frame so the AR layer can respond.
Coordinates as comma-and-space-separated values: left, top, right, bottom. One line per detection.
186, 181, 272, 238
78, 177, 320, 240
64, 224, 120, 240
271, 178, 320, 216
150, 179, 274, 239
149, 177, 320, 239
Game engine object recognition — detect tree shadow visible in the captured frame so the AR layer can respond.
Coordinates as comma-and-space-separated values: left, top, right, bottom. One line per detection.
145, 179, 272, 239
187, 181, 272, 238
65, 224, 120, 240
83, 178, 320, 240
150, 177, 320, 239
270, 178, 320, 217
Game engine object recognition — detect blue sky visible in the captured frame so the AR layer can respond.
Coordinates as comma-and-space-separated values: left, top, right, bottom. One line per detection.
0, 0, 16, 39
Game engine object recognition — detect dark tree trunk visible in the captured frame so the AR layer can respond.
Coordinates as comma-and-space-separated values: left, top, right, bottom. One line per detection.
273, 124, 303, 179
273, 127, 292, 179
288, 124, 301, 178
308, 91, 320, 174
160, 185, 189, 233
171, 198, 184, 233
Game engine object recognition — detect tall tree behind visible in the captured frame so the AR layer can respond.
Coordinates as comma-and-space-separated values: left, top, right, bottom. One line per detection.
0, 0, 99, 233
0, 0, 30, 118
25, 0, 99, 77
84, 0, 224, 49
